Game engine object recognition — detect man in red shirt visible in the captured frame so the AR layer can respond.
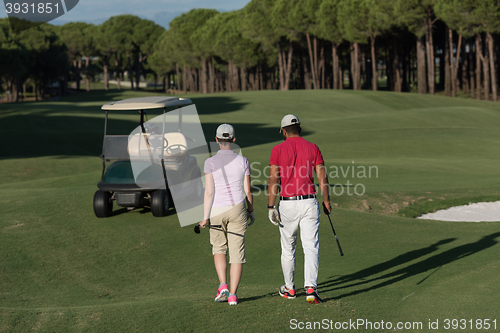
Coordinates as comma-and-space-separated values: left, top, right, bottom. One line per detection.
268, 114, 331, 304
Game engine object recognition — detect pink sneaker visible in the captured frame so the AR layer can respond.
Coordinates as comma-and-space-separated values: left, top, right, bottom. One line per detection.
215, 283, 229, 302
228, 294, 238, 305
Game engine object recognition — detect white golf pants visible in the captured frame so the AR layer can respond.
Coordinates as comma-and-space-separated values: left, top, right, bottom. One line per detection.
278, 198, 320, 289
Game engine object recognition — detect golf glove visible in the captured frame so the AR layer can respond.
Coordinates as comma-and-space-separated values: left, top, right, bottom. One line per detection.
247, 211, 255, 226
268, 208, 280, 226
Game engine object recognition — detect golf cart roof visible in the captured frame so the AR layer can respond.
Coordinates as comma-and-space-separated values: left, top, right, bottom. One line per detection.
101, 96, 192, 111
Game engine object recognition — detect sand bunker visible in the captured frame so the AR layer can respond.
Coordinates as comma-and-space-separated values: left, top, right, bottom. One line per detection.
417, 201, 500, 222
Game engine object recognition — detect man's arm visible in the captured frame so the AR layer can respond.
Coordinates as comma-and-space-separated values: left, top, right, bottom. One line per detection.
268, 164, 280, 208
315, 163, 331, 214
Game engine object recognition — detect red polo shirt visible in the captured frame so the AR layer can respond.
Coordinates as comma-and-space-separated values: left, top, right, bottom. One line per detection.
270, 136, 324, 197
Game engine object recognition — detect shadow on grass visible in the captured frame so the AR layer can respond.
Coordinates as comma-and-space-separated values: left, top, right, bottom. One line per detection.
0, 90, 306, 159
319, 232, 500, 299
110, 206, 177, 217
239, 292, 277, 303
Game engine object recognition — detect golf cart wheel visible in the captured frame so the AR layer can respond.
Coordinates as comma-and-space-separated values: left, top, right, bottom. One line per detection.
151, 189, 170, 217
94, 190, 113, 218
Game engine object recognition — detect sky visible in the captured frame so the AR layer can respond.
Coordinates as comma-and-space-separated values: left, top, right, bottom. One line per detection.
1, 0, 252, 29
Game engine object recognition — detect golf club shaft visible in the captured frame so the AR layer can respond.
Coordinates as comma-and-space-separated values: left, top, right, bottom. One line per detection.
327, 214, 344, 256
322, 203, 344, 256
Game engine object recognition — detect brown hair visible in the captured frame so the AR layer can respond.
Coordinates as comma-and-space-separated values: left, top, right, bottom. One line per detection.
217, 138, 233, 143
282, 124, 301, 135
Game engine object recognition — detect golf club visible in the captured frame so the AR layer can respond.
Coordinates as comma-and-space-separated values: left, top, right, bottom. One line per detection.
322, 202, 344, 256
194, 224, 222, 234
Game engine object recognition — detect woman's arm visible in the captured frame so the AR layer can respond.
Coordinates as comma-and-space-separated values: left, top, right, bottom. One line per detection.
200, 172, 214, 228
243, 174, 253, 212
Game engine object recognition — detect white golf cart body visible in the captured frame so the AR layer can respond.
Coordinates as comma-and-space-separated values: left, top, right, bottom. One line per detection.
93, 96, 203, 218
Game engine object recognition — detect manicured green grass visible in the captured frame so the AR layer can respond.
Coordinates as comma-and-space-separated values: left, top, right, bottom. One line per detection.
1, 89, 500, 332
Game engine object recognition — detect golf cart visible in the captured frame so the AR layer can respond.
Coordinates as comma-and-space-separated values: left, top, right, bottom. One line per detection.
93, 96, 203, 218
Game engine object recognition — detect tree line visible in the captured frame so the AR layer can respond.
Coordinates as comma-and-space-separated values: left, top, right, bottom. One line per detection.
0, 15, 164, 101
2, 0, 500, 102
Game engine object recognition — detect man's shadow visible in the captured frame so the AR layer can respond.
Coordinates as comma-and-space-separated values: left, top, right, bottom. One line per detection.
319, 232, 500, 299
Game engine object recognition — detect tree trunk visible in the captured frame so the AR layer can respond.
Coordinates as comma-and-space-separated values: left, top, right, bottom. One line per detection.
13, 79, 19, 102
304, 53, 311, 90
318, 43, 324, 89
249, 70, 255, 91
128, 53, 134, 90
449, 29, 462, 98
215, 69, 219, 93
332, 43, 339, 90
426, 9, 435, 95
451, 30, 462, 97
487, 32, 497, 101
349, 43, 358, 90
208, 57, 215, 93
339, 67, 343, 89
255, 66, 259, 90
350, 42, 361, 90
285, 41, 294, 90
477, 33, 490, 100
234, 63, 240, 91
114, 58, 121, 90
240, 67, 247, 91
176, 63, 180, 91
103, 63, 109, 90
6, 79, 11, 102
469, 40, 475, 99
200, 58, 207, 93
393, 36, 402, 92
77, 59, 82, 90
278, 41, 293, 91
476, 34, 481, 99
183, 64, 188, 93
277, 43, 285, 90
258, 65, 263, 90
438, 45, 444, 90
72, 59, 78, 90
306, 33, 319, 89
461, 40, 468, 94
135, 54, 142, 90
370, 35, 377, 91
444, 30, 451, 96
190, 67, 197, 92
416, 35, 427, 94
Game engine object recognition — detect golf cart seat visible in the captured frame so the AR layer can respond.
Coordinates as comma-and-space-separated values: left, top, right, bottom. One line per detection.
127, 132, 188, 158
127, 133, 152, 158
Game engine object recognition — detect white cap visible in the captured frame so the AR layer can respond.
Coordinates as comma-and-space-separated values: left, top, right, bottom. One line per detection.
216, 123, 235, 139
280, 114, 300, 132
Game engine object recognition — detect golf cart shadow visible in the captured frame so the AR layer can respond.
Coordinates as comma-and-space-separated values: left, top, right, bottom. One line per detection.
110, 206, 177, 217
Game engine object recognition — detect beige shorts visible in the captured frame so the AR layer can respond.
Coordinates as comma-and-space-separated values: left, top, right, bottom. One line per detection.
209, 203, 248, 264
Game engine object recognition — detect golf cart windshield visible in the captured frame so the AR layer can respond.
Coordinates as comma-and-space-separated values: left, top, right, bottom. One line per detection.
100, 97, 197, 161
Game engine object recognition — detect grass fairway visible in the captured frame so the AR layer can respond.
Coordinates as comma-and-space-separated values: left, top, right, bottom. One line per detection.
1, 89, 500, 332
